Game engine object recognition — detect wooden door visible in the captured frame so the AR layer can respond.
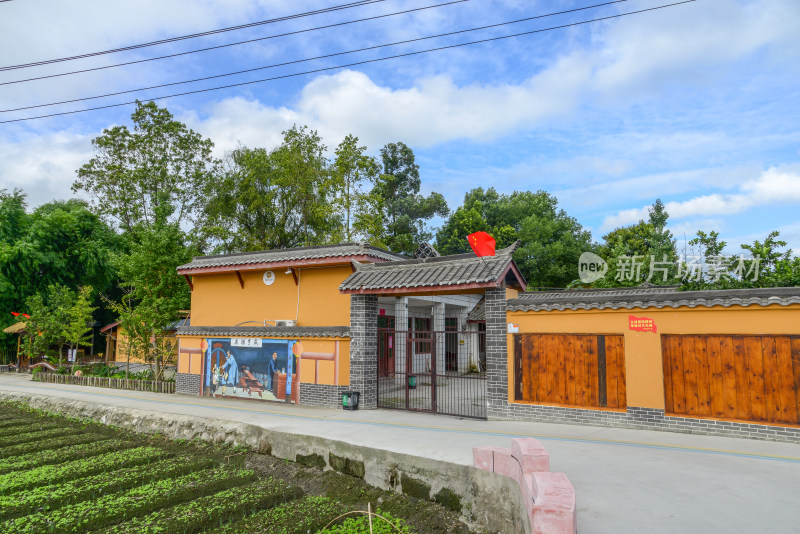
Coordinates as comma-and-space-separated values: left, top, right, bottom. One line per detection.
514, 333, 627, 409
662, 335, 800, 425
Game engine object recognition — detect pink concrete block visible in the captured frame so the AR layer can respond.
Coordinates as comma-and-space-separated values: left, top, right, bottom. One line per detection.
472, 446, 508, 472
493, 448, 521, 484
511, 438, 550, 474
528, 472, 577, 534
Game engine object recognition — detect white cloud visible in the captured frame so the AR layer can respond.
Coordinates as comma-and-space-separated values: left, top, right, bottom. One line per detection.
0, 131, 93, 207
600, 167, 800, 230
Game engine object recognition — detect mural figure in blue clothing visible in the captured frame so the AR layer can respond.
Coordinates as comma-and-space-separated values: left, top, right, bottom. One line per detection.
221, 350, 239, 397
266, 352, 278, 391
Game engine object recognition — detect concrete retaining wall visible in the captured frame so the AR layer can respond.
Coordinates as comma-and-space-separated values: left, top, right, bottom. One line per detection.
0, 391, 530, 534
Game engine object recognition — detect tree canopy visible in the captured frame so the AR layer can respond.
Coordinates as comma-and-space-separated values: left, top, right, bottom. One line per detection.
372, 142, 449, 255
436, 188, 592, 288
73, 101, 219, 232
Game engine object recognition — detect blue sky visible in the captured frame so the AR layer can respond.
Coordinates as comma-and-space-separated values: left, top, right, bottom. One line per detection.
1, 0, 798, 255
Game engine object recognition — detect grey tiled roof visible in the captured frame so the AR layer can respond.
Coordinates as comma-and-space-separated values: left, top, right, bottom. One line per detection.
176, 325, 349, 338
177, 243, 405, 271
508, 286, 800, 312
339, 241, 524, 292
467, 298, 485, 322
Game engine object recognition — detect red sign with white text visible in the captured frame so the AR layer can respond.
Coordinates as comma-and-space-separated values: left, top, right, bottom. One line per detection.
629, 315, 657, 333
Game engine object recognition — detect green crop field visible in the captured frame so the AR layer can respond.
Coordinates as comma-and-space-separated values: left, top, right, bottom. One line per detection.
0, 403, 465, 534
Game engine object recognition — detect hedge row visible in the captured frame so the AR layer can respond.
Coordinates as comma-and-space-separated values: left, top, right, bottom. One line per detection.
100, 477, 302, 534
0, 432, 109, 459
2, 467, 257, 533
0, 443, 161, 494
0, 456, 216, 521
0, 426, 77, 448
217, 496, 348, 534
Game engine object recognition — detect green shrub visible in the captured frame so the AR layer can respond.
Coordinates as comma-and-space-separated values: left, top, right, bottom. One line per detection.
100, 477, 301, 533
0, 456, 215, 521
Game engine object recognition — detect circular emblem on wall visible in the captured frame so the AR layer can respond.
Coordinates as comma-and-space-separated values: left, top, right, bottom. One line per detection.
262, 270, 275, 286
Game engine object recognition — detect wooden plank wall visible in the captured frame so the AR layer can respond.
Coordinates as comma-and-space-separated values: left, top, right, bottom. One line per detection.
662, 334, 800, 425
514, 334, 626, 409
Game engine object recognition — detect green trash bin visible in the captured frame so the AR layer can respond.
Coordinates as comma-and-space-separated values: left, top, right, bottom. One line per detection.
342, 391, 360, 410
407, 375, 417, 389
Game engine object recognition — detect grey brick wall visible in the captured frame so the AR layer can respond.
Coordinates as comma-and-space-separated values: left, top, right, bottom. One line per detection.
175, 372, 201, 396
349, 294, 378, 409
493, 402, 800, 444
485, 286, 508, 419
300, 383, 349, 408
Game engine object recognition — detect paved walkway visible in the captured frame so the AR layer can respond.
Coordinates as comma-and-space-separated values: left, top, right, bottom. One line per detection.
2, 373, 799, 534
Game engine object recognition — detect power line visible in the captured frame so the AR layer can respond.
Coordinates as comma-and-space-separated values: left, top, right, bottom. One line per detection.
0, 0, 388, 72
0, 0, 469, 87
1, 0, 636, 113
0, 0, 696, 125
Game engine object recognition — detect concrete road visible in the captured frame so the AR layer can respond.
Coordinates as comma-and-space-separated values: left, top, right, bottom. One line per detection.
2, 373, 799, 533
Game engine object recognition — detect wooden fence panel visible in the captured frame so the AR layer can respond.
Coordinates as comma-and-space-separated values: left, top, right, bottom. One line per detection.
33, 372, 175, 394
514, 333, 626, 409
662, 334, 800, 425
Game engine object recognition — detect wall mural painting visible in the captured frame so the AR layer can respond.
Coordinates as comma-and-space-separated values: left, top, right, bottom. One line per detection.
203, 338, 301, 403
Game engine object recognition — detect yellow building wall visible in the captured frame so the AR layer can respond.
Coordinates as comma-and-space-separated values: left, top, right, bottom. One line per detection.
177, 335, 350, 386
112, 326, 178, 366
507, 304, 800, 410
111, 328, 146, 364
189, 265, 352, 328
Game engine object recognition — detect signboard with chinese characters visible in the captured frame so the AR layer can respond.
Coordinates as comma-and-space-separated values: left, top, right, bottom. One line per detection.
231, 337, 263, 348
628, 315, 657, 333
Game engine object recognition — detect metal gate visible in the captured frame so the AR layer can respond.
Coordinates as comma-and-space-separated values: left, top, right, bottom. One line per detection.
377, 328, 487, 419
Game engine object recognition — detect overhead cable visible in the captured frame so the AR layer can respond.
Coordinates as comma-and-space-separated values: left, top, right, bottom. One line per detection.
0, 1, 697, 125
0, 0, 640, 113
0, 0, 389, 71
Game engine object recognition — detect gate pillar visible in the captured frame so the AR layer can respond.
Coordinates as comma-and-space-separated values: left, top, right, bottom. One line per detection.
349, 294, 379, 409
485, 285, 509, 419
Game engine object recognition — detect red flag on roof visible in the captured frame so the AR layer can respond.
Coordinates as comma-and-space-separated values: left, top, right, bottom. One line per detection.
467, 231, 496, 257
11, 312, 30, 318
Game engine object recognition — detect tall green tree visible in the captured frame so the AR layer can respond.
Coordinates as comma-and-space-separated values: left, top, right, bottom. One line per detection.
73, 100, 219, 232
112, 201, 193, 379
273, 125, 335, 246
436, 188, 592, 288
372, 142, 448, 255
22, 284, 94, 367
331, 134, 379, 242
63, 286, 96, 371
